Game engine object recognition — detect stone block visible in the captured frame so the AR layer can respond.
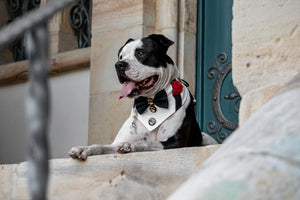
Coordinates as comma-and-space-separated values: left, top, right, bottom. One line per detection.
155, 0, 178, 31
144, 0, 156, 29
178, 0, 197, 35
232, 0, 300, 97
0, 164, 17, 200
92, 0, 144, 37
238, 84, 281, 125
0, 145, 220, 199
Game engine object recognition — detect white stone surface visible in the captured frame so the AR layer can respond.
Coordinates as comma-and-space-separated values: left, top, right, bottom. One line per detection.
232, 0, 300, 97
0, 146, 219, 200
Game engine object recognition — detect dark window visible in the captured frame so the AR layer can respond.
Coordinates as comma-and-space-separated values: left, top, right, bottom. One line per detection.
69, 0, 92, 48
5, 0, 41, 61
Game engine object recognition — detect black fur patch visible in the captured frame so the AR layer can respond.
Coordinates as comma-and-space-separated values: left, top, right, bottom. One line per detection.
135, 34, 174, 68
161, 93, 203, 149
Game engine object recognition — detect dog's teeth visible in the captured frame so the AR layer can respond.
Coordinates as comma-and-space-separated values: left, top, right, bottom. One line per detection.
143, 79, 149, 85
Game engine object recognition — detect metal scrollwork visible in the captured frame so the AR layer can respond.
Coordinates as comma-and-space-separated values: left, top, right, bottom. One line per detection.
206, 52, 241, 143
5, 0, 41, 61
6, 0, 41, 17
225, 86, 241, 113
6, 0, 22, 16
69, 0, 92, 48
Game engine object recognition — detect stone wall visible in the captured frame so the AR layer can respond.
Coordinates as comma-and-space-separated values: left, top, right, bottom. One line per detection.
89, 0, 197, 145
232, 0, 300, 124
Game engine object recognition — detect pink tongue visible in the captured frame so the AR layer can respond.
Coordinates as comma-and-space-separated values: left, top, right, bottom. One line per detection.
119, 81, 136, 99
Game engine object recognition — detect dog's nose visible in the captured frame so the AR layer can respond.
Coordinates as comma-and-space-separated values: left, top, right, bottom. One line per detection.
115, 61, 128, 71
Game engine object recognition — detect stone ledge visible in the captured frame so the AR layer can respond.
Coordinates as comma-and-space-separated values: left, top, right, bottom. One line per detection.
0, 145, 219, 200
0, 47, 90, 87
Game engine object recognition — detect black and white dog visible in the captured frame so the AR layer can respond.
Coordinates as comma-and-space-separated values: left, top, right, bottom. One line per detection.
69, 34, 216, 160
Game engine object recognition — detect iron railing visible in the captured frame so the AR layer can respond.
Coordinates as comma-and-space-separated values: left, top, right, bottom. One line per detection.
0, 0, 80, 199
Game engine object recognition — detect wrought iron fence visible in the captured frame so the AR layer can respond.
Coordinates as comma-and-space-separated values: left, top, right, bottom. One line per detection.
69, 0, 92, 48
5, 0, 41, 61
0, 0, 79, 199
2, 0, 92, 62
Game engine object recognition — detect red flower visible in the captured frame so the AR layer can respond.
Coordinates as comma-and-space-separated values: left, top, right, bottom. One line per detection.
171, 80, 183, 95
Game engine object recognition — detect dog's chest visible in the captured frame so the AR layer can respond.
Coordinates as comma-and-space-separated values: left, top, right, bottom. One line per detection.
135, 85, 188, 130
130, 107, 188, 142
132, 85, 190, 140
113, 85, 191, 144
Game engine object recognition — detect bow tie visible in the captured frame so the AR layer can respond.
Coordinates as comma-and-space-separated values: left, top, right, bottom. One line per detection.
134, 90, 168, 114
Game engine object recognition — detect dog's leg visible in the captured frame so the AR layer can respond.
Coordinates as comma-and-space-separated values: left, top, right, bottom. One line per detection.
117, 141, 164, 153
68, 145, 118, 160
69, 113, 139, 160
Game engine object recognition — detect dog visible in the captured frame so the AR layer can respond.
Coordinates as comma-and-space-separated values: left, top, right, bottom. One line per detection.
69, 34, 217, 160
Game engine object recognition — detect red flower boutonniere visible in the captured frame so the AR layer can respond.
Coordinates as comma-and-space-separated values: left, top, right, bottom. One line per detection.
171, 80, 183, 95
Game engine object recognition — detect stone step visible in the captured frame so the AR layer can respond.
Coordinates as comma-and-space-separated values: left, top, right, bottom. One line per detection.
0, 145, 219, 200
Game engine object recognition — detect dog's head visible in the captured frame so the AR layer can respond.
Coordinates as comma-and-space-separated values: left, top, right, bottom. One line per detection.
115, 34, 179, 99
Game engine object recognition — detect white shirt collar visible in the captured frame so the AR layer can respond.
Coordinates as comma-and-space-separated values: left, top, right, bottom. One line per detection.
132, 84, 189, 131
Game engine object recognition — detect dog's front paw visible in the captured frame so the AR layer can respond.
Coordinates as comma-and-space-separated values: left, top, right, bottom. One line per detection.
68, 146, 89, 160
117, 142, 135, 154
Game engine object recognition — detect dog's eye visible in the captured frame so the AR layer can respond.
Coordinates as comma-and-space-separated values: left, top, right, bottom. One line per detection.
137, 50, 145, 57
119, 55, 123, 60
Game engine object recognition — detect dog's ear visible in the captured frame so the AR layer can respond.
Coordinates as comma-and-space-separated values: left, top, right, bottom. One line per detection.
148, 34, 174, 52
124, 38, 134, 46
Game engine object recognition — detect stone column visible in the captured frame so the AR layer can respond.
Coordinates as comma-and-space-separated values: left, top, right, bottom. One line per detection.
177, 0, 198, 95
42, 0, 77, 56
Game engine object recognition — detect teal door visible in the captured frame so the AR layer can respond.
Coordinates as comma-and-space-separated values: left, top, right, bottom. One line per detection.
195, 0, 240, 143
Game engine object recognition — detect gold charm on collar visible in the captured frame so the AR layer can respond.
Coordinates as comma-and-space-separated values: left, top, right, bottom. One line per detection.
149, 105, 157, 113
147, 98, 157, 113
147, 98, 154, 105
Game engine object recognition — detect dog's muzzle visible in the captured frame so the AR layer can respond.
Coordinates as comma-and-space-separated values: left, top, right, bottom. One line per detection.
115, 61, 129, 83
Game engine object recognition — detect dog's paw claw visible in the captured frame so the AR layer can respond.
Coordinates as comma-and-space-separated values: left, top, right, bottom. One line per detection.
68, 146, 89, 160
118, 143, 133, 154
